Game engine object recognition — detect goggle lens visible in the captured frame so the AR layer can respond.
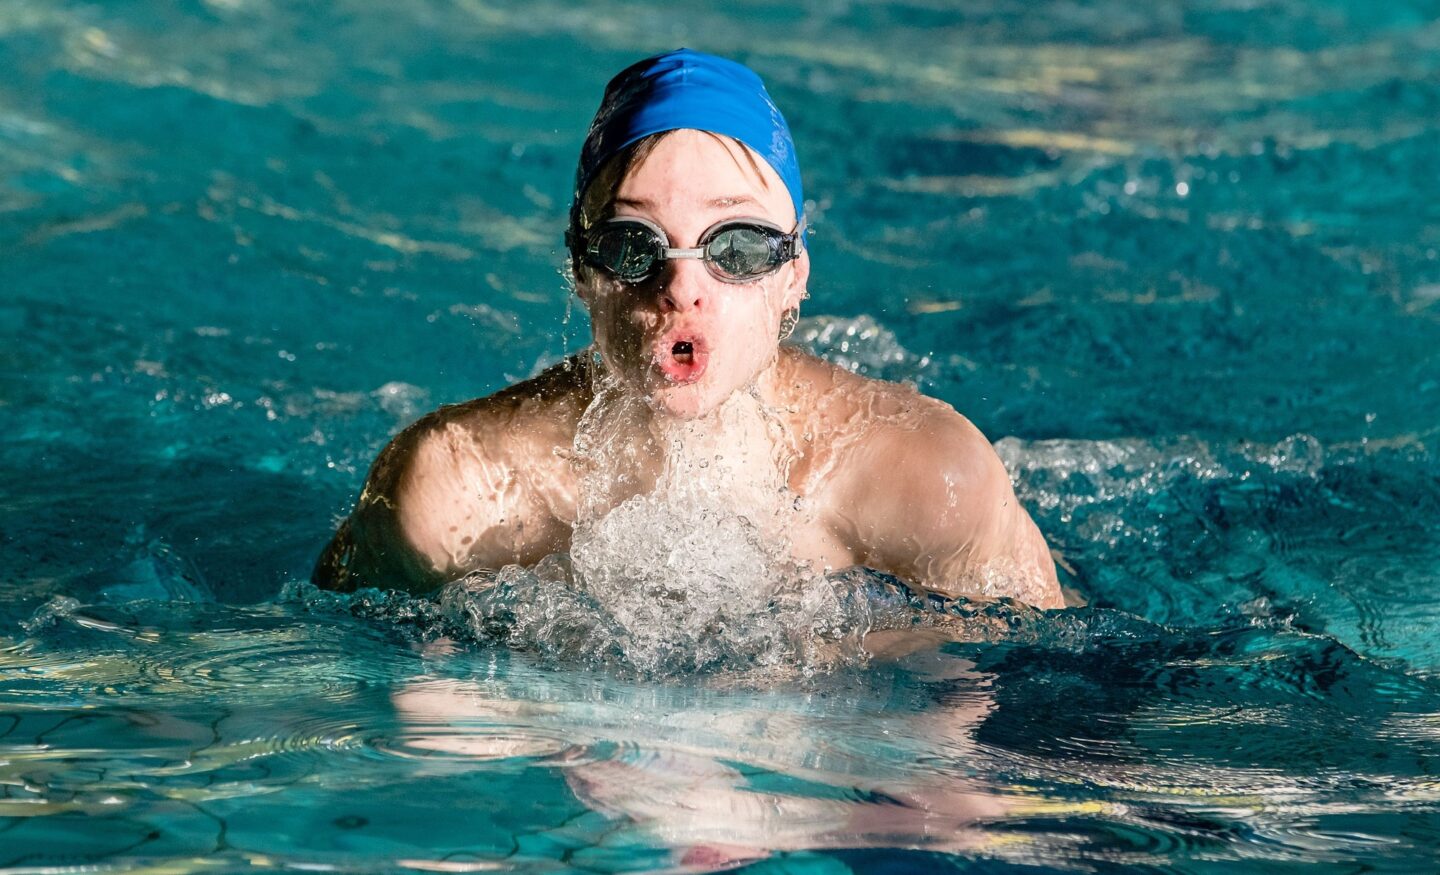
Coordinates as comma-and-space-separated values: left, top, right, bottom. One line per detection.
591, 223, 663, 282
576, 218, 800, 284
705, 226, 776, 280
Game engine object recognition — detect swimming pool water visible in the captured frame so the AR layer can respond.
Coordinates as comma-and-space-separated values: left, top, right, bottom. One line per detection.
3, 0, 1440, 870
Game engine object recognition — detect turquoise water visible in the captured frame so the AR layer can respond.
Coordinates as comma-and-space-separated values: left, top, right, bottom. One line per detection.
4, 0, 1440, 870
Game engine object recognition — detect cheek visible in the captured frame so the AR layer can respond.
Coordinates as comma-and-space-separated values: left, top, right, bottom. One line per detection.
742, 277, 789, 331
586, 288, 664, 372
711, 283, 784, 361
588, 288, 645, 335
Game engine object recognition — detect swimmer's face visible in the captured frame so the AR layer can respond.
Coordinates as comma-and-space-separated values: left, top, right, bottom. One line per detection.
576, 130, 809, 420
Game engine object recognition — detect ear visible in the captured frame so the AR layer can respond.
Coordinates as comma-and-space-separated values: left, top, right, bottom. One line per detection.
782, 248, 810, 311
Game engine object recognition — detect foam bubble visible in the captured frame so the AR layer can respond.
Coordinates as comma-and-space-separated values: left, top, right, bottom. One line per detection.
439, 369, 876, 677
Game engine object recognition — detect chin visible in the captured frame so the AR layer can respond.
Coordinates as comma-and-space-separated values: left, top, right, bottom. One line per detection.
645, 379, 733, 421
647, 386, 714, 420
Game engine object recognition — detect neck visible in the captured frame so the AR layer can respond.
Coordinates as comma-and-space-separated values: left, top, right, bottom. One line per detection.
572, 351, 800, 527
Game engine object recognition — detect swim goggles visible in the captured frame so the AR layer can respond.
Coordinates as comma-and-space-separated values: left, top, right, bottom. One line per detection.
568, 216, 804, 284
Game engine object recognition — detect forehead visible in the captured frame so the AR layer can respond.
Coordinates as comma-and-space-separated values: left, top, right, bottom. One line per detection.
615, 130, 796, 226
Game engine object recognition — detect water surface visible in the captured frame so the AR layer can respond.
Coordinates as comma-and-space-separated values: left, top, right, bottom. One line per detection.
3, 0, 1440, 870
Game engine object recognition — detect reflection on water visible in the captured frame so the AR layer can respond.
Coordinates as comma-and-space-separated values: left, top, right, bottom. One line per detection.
5, 593, 1440, 870
4, 0, 1440, 869
392, 659, 1003, 867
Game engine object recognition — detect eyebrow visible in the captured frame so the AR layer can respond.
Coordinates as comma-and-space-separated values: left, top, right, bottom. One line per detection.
706, 194, 759, 209
612, 194, 760, 210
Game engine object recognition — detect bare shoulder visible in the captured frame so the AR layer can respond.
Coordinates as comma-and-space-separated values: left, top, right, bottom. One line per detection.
784, 353, 1061, 608
396, 359, 590, 496
829, 377, 1007, 516
777, 349, 993, 484
313, 359, 590, 593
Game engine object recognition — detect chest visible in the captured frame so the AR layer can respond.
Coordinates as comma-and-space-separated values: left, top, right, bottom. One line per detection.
781, 506, 859, 574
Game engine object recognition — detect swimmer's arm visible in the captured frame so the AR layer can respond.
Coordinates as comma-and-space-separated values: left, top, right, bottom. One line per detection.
850, 411, 1063, 610
312, 418, 454, 594
312, 408, 558, 595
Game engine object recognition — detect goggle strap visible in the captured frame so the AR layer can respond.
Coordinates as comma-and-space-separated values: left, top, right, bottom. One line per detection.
780, 218, 807, 259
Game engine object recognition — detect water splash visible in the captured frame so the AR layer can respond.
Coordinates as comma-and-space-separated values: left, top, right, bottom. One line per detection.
794, 313, 930, 383
435, 366, 877, 676
440, 558, 874, 677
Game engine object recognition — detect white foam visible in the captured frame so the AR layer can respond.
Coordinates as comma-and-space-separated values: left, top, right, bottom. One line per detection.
443, 373, 874, 676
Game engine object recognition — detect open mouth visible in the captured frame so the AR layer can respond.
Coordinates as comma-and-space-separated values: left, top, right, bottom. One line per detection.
654, 333, 709, 384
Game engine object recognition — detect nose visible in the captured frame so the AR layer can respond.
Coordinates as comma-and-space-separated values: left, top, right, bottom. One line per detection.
657, 258, 708, 313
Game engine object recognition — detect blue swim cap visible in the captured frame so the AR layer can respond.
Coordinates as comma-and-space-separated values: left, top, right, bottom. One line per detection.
572, 49, 804, 232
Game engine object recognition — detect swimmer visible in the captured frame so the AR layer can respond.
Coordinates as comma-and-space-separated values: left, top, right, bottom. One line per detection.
314, 49, 1063, 611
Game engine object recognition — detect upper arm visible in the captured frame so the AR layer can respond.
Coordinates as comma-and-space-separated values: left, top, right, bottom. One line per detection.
312, 408, 563, 594
848, 408, 1062, 609
312, 415, 458, 594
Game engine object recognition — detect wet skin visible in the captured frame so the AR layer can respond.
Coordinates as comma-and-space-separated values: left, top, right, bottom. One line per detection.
315, 132, 1063, 609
